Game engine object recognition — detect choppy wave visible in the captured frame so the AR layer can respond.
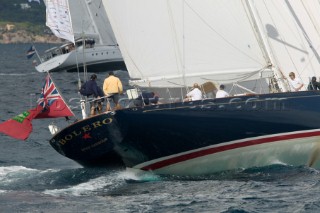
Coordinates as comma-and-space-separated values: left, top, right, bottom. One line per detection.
0, 166, 63, 192
2, 44, 320, 212
0, 164, 320, 212
0, 166, 40, 184
43, 170, 124, 196
0, 73, 38, 76
120, 164, 320, 183
0, 189, 8, 194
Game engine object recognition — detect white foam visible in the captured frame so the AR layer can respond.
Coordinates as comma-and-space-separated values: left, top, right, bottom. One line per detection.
0, 166, 58, 184
0, 190, 8, 194
44, 173, 121, 197
120, 168, 160, 182
0, 166, 38, 182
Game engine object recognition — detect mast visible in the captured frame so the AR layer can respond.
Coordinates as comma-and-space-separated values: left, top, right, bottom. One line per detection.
245, 0, 289, 92
65, 0, 86, 119
182, 0, 187, 90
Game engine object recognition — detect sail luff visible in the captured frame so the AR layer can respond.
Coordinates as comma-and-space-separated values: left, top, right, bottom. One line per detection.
66, 0, 75, 45
246, 0, 290, 92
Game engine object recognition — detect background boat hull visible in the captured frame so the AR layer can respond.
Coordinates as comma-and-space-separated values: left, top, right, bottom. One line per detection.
36, 45, 125, 73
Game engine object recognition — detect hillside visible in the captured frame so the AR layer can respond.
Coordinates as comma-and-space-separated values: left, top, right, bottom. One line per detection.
0, 0, 46, 24
0, 0, 63, 43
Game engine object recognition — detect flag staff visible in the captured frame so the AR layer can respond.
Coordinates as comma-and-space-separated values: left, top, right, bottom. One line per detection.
32, 43, 42, 63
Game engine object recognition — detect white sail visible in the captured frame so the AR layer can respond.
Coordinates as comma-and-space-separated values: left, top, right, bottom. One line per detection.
102, 0, 270, 87
37, 0, 123, 73
251, 0, 320, 89
103, 0, 320, 89
68, 0, 117, 45
46, 0, 74, 43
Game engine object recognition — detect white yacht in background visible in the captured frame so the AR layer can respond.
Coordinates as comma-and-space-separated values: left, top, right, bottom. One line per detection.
36, 0, 124, 73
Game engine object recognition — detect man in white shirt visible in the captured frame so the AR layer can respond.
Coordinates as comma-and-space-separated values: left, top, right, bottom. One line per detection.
185, 83, 202, 101
288, 72, 304, 92
216, 84, 229, 98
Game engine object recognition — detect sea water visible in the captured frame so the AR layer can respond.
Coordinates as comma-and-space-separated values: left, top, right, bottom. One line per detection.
1, 43, 320, 212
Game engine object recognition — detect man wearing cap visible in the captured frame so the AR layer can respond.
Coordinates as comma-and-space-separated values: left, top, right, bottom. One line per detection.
80, 74, 104, 116
308, 76, 320, 90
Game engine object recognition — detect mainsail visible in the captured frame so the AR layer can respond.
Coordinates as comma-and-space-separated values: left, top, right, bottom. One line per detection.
102, 0, 320, 90
103, 0, 269, 87
68, 0, 117, 45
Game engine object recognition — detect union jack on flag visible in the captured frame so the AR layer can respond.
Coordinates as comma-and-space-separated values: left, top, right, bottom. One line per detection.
37, 75, 61, 109
0, 74, 74, 140
35, 74, 74, 119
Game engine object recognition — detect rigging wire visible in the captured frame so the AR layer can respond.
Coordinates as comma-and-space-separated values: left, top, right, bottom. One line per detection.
247, 0, 290, 91
95, 0, 118, 45
184, 0, 264, 66
166, 0, 188, 92
263, 0, 318, 83
300, 1, 320, 76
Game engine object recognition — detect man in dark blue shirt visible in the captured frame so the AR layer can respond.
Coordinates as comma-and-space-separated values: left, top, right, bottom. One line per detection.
308, 76, 320, 90
134, 92, 159, 107
80, 74, 104, 116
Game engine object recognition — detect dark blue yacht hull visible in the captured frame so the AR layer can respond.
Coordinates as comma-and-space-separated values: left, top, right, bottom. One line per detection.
50, 91, 320, 174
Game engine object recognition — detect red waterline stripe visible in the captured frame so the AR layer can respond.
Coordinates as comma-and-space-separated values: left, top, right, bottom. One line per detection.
140, 130, 320, 171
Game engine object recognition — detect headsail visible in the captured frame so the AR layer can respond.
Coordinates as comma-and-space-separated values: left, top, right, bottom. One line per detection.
46, 0, 74, 43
